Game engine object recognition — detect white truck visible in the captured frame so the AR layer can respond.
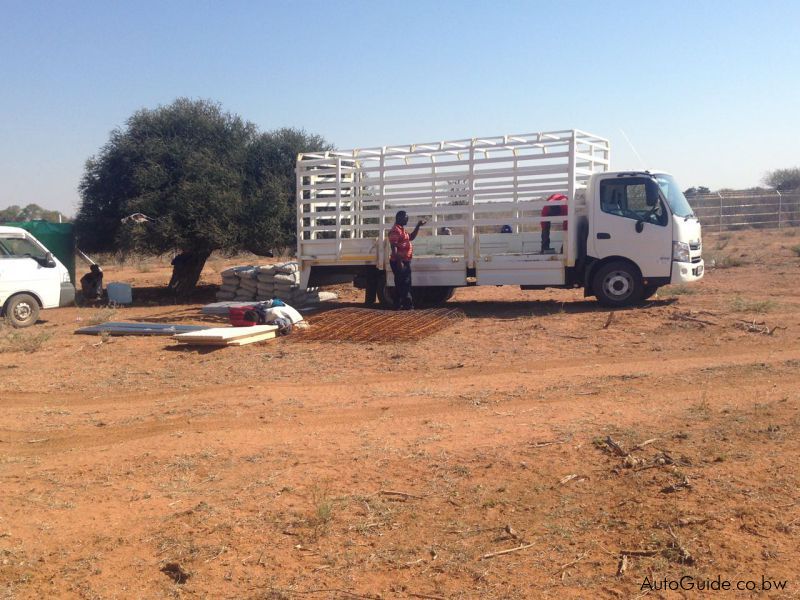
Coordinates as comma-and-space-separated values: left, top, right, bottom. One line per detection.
295, 129, 703, 307
0, 226, 75, 327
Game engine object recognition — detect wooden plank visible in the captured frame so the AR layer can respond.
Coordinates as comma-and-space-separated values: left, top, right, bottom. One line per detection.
173, 325, 277, 342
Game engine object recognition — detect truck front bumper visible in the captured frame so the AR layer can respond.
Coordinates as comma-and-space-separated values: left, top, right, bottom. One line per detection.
671, 259, 704, 284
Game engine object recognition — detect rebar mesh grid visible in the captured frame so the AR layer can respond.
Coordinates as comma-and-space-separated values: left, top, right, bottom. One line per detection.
295, 307, 464, 343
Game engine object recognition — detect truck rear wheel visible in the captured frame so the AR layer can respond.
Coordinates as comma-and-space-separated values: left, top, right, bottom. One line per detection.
593, 261, 643, 307
413, 286, 454, 307
377, 282, 454, 308
4, 293, 40, 328
377, 281, 395, 308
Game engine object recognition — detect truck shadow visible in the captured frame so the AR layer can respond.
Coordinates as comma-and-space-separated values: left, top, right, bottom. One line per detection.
448, 298, 676, 319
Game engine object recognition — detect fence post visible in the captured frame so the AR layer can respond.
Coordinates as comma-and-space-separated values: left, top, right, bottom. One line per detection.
776, 190, 782, 229
717, 192, 723, 233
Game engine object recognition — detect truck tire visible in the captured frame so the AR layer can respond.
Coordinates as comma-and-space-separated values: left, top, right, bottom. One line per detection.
4, 293, 40, 328
377, 276, 395, 308
642, 284, 660, 300
413, 286, 454, 307
592, 261, 643, 307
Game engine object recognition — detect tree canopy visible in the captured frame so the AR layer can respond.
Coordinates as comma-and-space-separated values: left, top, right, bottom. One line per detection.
0, 203, 69, 223
763, 167, 800, 191
683, 186, 710, 197
75, 98, 332, 292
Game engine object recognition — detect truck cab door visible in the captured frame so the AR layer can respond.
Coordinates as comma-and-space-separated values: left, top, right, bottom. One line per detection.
588, 176, 672, 279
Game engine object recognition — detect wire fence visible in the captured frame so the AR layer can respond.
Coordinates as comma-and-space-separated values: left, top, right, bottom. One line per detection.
690, 190, 800, 232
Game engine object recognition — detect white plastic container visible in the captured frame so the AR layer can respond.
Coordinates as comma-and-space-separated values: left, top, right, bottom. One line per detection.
107, 282, 133, 305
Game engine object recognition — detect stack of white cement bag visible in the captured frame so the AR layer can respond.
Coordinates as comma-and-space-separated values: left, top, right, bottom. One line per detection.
216, 262, 322, 306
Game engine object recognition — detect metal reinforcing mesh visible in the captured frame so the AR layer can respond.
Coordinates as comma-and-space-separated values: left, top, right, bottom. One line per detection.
295, 307, 464, 343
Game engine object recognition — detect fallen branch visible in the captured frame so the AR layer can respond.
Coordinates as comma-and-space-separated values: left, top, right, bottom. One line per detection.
672, 313, 719, 326
616, 554, 628, 577
735, 320, 786, 335
619, 549, 659, 557
631, 438, 659, 451
605, 436, 628, 457
554, 552, 588, 575
530, 439, 566, 448
481, 543, 535, 560
661, 477, 691, 494
668, 526, 695, 564
378, 490, 424, 500
603, 312, 615, 329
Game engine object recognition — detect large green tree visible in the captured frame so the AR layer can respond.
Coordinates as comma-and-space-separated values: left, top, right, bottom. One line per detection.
763, 167, 800, 191
75, 98, 332, 293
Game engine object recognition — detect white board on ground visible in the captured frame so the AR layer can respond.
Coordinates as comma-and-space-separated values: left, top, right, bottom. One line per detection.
177, 330, 278, 346
173, 324, 278, 343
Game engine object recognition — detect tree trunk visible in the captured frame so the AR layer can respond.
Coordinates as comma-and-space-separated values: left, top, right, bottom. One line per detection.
168, 250, 212, 296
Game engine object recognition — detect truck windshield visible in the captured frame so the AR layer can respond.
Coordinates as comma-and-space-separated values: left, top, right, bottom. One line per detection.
655, 174, 695, 218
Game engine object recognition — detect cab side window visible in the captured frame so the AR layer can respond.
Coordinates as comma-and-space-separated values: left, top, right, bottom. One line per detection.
600, 178, 667, 226
0, 236, 46, 258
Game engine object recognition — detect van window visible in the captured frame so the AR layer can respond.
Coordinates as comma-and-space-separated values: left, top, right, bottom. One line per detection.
0, 236, 47, 259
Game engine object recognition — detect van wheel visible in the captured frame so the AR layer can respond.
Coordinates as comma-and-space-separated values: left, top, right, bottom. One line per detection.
593, 261, 643, 307
4, 293, 40, 328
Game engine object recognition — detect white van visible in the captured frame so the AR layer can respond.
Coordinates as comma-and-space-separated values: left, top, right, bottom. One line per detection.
0, 226, 75, 327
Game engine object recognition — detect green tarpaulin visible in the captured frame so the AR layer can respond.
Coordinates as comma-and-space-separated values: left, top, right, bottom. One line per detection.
4, 221, 76, 284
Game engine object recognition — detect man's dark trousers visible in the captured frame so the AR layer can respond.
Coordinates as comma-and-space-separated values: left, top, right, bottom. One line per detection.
390, 260, 413, 309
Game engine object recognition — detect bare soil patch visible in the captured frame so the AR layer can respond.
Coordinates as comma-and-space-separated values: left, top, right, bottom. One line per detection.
1, 229, 799, 598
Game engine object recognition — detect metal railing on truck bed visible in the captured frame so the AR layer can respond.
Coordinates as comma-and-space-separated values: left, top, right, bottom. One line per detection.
296, 130, 610, 285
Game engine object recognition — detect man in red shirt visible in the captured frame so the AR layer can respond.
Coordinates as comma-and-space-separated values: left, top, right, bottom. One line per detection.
541, 193, 568, 253
388, 210, 426, 310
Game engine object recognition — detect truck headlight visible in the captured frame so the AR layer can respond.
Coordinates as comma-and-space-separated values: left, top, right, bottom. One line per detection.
672, 241, 690, 262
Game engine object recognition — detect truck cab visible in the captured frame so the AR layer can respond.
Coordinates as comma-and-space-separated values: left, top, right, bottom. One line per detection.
0, 226, 75, 327
584, 171, 704, 305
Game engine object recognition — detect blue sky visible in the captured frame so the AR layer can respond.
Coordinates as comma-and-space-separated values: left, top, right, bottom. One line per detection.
1, 0, 798, 215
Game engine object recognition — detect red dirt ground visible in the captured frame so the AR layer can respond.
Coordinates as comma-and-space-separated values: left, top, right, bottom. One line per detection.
1, 228, 799, 599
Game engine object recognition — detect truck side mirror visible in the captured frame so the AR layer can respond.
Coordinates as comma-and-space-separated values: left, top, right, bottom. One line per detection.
635, 221, 644, 233
43, 252, 56, 268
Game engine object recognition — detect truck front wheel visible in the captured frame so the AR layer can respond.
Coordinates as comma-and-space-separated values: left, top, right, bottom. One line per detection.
4, 293, 41, 328
592, 261, 643, 308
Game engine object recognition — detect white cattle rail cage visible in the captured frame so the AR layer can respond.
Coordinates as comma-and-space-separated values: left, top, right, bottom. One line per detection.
296, 129, 610, 305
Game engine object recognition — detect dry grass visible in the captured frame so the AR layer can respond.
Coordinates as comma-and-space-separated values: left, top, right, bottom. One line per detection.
730, 296, 777, 314
661, 285, 697, 296
0, 327, 53, 353
85, 308, 118, 325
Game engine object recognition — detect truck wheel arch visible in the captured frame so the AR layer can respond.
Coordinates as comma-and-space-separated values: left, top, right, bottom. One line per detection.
3, 291, 44, 313
584, 256, 643, 296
